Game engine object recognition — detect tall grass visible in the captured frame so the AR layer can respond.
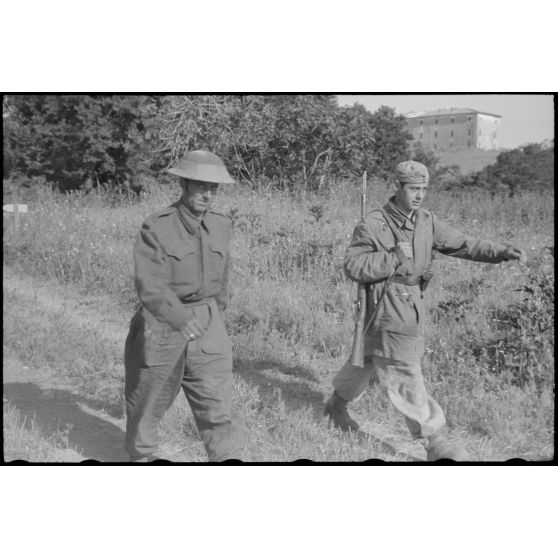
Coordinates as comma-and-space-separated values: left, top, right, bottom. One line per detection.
3, 176, 554, 460
3, 399, 75, 462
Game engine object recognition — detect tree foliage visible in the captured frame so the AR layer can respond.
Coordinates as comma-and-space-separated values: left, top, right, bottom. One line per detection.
4, 95, 160, 191
463, 142, 554, 195
4, 94, 416, 192
151, 96, 415, 190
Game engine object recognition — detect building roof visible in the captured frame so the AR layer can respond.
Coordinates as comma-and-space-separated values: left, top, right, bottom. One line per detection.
405, 107, 502, 119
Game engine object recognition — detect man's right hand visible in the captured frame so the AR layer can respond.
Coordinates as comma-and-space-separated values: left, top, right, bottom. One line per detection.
503, 245, 527, 264
180, 318, 206, 341
394, 242, 413, 262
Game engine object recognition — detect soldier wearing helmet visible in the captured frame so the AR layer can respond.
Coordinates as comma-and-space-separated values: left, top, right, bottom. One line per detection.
124, 150, 245, 462
325, 160, 525, 461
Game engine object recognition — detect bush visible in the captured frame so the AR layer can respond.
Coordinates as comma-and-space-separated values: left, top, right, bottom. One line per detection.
461, 142, 554, 195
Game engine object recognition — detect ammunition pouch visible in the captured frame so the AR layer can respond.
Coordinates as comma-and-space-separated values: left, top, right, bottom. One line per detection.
419, 270, 434, 292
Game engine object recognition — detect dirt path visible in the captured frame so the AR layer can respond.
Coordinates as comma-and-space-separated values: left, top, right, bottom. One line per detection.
4, 354, 129, 462
3, 271, 196, 462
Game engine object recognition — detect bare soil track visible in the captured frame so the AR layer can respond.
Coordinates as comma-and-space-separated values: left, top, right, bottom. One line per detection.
4, 356, 128, 462
3, 270, 131, 462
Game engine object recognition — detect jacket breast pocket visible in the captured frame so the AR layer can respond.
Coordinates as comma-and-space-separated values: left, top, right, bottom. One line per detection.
163, 242, 200, 289
207, 238, 226, 286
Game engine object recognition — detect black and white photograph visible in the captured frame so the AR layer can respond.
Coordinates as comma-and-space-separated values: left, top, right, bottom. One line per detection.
3, 94, 554, 464
1, 3, 556, 557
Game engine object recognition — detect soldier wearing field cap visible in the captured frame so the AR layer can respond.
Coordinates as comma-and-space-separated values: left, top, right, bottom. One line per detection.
124, 150, 245, 462
325, 160, 525, 461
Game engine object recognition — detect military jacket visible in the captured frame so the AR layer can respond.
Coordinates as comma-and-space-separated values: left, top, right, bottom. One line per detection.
133, 200, 231, 332
344, 198, 512, 362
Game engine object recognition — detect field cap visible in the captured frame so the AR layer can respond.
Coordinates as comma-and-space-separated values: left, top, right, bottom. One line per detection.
167, 150, 235, 184
395, 161, 429, 184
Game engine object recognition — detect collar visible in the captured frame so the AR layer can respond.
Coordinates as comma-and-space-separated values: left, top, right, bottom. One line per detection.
385, 197, 416, 231
174, 199, 209, 235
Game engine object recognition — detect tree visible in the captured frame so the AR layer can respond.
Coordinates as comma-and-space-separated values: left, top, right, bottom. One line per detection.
5, 95, 419, 193
154, 95, 340, 189
330, 103, 378, 178
464, 142, 554, 195
4, 95, 160, 191
367, 106, 413, 178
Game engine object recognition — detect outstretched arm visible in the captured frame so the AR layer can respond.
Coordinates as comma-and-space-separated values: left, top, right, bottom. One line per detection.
432, 215, 526, 264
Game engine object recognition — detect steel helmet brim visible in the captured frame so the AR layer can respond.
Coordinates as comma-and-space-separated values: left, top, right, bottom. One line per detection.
166, 150, 235, 184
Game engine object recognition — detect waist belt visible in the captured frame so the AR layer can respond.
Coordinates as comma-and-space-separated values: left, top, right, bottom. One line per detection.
180, 296, 215, 307
392, 276, 421, 286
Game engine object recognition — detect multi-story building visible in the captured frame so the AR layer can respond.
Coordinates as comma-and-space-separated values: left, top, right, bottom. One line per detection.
405, 107, 501, 151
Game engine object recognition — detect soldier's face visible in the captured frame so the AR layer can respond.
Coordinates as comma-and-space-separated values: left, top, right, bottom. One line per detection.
182, 180, 219, 216
395, 182, 428, 214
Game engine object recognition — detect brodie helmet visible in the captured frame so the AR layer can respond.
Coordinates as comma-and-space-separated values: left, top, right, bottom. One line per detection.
167, 150, 234, 184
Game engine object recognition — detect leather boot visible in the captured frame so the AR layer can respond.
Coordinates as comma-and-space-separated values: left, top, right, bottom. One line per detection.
129, 454, 157, 463
426, 434, 470, 461
324, 392, 360, 432
129, 449, 174, 463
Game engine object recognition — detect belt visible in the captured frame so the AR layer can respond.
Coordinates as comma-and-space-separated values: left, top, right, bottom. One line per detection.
392, 276, 420, 286
179, 296, 215, 307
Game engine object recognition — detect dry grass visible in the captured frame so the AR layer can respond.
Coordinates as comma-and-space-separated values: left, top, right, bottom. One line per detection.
3, 398, 77, 462
3, 176, 554, 461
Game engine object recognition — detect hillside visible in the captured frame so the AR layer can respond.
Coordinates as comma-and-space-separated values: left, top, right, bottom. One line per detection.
437, 148, 501, 174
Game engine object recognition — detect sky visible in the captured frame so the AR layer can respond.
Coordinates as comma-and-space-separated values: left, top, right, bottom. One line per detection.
338, 94, 554, 149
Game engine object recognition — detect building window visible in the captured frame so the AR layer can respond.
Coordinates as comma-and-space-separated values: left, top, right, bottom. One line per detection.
419, 132, 423, 139
468, 117, 472, 122
435, 119, 438, 124
434, 131, 438, 138
468, 129, 471, 136
451, 118, 455, 123
467, 140, 471, 147
420, 120, 423, 125
450, 130, 454, 137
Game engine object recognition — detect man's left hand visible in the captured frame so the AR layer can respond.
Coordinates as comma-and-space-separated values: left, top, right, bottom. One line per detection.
504, 245, 527, 264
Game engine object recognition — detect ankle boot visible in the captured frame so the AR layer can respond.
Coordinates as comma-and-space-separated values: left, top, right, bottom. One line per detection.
426, 435, 470, 461
324, 392, 360, 432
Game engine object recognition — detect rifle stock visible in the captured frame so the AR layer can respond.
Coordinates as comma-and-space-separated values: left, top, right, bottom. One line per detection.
350, 283, 367, 367
349, 171, 367, 368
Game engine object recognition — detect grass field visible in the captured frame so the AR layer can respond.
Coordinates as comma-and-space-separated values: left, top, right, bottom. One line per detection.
3, 177, 554, 461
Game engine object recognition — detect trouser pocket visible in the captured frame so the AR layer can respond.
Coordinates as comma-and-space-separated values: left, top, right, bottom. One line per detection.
125, 308, 186, 369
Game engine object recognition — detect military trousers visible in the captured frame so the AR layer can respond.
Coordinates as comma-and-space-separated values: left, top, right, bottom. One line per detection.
332, 355, 445, 439
124, 299, 245, 462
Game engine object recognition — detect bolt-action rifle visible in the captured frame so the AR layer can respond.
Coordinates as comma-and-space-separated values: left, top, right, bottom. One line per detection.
350, 172, 368, 368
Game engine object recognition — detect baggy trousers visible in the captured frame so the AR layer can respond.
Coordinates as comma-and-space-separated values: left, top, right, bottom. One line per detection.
332, 355, 445, 439
124, 299, 245, 461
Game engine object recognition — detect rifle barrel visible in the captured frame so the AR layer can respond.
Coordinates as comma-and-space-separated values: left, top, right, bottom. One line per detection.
361, 171, 367, 220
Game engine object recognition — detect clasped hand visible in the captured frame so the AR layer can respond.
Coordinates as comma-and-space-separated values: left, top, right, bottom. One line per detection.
180, 318, 206, 341
394, 242, 413, 262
